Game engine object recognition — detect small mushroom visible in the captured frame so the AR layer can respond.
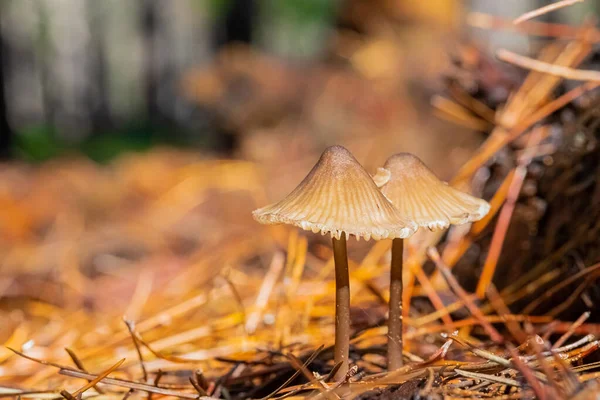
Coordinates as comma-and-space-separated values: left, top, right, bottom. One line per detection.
254, 145, 416, 379
374, 153, 490, 370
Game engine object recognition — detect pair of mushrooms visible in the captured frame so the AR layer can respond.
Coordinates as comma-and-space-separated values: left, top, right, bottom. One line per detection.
253, 146, 489, 377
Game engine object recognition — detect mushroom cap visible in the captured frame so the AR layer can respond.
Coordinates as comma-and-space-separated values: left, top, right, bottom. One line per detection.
253, 146, 417, 240
374, 153, 490, 231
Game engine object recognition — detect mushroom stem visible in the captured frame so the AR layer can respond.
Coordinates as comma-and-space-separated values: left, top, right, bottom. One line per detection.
387, 237, 404, 370
332, 235, 350, 380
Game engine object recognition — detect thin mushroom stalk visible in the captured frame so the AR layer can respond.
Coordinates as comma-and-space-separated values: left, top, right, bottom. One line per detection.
332, 236, 350, 379
387, 237, 404, 370
252, 146, 416, 379
374, 153, 490, 371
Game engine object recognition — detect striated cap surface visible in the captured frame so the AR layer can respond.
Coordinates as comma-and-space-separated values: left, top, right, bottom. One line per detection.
375, 153, 490, 231
253, 146, 417, 240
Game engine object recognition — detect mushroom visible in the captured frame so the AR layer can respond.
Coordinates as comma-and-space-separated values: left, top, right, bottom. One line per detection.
374, 153, 490, 370
253, 145, 416, 379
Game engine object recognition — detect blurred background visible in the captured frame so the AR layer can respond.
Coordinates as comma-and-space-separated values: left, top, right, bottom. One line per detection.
0, 0, 595, 162
2, 1, 600, 394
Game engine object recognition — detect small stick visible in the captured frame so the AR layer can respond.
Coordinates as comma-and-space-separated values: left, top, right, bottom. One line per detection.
189, 377, 208, 396
554, 312, 591, 349
413, 264, 454, 326
286, 353, 337, 400
246, 252, 285, 334
324, 362, 343, 383
71, 358, 126, 397
452, 335, 511, 367
220, 273, 248, 331
468, 11, 600, 41
59, 369, 201, 399
476, 164, 527, 299
148, 369, 164, 400
523, 262, 600, 314
486, 285, 527, 343
59, 390, 77, 400
420, 368, 435, 395
259, 345, 323, 400
123, 319, 148, 382
498, 49, 600, 82
153, 370, 164, 386
409, 315, 550, 339
452, 81, 600, 185
476, 128, 543, 298
7, 347, 200, 399
525, 332, 562, 397
455, 369, 520, 387
514, 0, 585, 25
507, 345, 547, 400
65, 348, 105, 394
428, 248, 504, 343
431, 96, 491, 131
448, 83, 497, 123
195, 370, 210, 391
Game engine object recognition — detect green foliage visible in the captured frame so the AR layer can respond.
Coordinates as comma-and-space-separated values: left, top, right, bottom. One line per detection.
203, 0, 234, 18
14, 126, 65, 162
13, 122, 204, 163
265, 0, 336, 22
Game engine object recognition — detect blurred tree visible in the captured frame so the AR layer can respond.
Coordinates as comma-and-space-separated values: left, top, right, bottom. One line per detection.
141, 0, 160, 122
86, 0, 111, 132
214, 0, 256, 48
35, 1, 55, 129
0, 30, 11, 159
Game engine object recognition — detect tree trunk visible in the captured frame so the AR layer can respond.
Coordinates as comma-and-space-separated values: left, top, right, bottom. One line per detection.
141, 0, 159, 121
214, 0, 255, 49
0, 24, 12, 159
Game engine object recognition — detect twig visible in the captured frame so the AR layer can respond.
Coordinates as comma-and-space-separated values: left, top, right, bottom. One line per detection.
123, 319, 148, 382
476, 128, 543, 298
220, 272, 248, 331
246, 252, 285, 334
59, 390, 77, 400
64, 348, 105, 394
525, 332, 562, 397
413, 262, 454, 326
148, 369, 164, 400
8, 347, 201, 400
428, 248, 504, 343
554, 312, 591, 349
190, 376, 208, 397
324, 362, 343, 383
468, 11, 600, 41
431, 96, 492, 131
59, 369, 203, 399
514, 0, 585, 25
455, 369, 521, 387
195, 370, 210, 391
70, 358, 126, 397
497, 49, 600, 82
486, 285, 527, 343
507, 345, 548, 400
452, 335, 511, 367
259, 345, 324, 400
522, 262, 600, 313
286, 353, 337, 400
452, 81, 599, 185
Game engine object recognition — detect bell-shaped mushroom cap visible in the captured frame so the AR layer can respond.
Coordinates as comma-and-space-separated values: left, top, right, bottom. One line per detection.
375, 153, 490, 231
253, 146, 417, 240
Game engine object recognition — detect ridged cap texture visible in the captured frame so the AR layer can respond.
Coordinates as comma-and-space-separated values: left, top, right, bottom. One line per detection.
253, 146, 417, 240
375, 153, 490, 231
